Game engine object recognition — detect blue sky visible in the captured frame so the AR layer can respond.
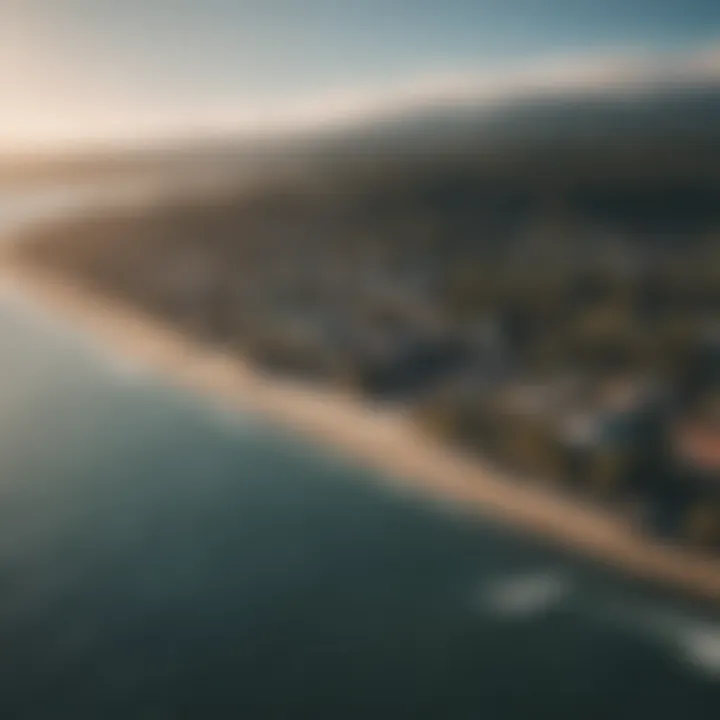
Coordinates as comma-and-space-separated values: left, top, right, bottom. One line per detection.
2, 0, 720, 151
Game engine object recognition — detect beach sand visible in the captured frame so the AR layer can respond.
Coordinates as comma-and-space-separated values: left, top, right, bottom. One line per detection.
5, 260, 720, 606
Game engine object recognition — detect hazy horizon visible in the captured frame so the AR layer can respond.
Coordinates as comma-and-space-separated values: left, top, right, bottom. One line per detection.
2, 1, 720, 154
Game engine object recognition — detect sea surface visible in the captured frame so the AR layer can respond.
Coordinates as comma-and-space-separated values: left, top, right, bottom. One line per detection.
0, 184, 719, 719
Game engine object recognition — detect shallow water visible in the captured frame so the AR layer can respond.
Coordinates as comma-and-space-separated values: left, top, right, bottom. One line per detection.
0, 186, 719, 718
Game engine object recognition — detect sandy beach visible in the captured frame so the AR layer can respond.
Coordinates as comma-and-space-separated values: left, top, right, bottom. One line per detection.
5, 260, 720, 606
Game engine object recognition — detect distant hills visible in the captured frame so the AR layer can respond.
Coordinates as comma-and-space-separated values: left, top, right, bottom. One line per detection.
4, 57, 720, 188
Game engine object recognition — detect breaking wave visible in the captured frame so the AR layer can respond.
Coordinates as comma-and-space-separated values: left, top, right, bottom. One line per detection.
479, 570, 572, 619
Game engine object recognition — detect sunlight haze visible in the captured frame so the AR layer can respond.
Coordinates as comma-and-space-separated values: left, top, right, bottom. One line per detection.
2, 0, 720, 153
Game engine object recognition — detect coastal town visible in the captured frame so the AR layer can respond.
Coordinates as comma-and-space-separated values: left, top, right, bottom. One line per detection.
15, 155, 720, 553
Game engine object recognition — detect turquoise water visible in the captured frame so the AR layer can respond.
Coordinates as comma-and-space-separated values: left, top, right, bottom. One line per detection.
0, 191, 719, 718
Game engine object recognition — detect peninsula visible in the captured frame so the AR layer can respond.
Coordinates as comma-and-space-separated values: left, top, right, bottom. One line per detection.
8, 112, 720, 604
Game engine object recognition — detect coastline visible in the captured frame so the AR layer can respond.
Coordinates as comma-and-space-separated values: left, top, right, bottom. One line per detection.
5, 260, 720, 606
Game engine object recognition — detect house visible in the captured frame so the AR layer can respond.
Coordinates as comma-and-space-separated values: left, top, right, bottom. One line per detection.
658, 393, 720, 546
670, 391, 720, 491
673, 419, 720, 480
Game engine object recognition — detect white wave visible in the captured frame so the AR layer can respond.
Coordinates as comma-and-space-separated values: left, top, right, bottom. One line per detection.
675, 624, 720, 677
587, 600, 720, 680
480, 570, 571, 619
640, 611, 720, 679
480, 568, 720, 680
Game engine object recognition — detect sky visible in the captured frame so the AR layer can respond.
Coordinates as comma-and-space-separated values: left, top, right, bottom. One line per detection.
2, 0, 720, 153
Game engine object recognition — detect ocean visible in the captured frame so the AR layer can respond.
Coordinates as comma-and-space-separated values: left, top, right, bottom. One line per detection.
0, 186, 719, 718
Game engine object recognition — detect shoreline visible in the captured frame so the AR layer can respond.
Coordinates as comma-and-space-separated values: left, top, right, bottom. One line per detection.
5, 261, 720, 606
